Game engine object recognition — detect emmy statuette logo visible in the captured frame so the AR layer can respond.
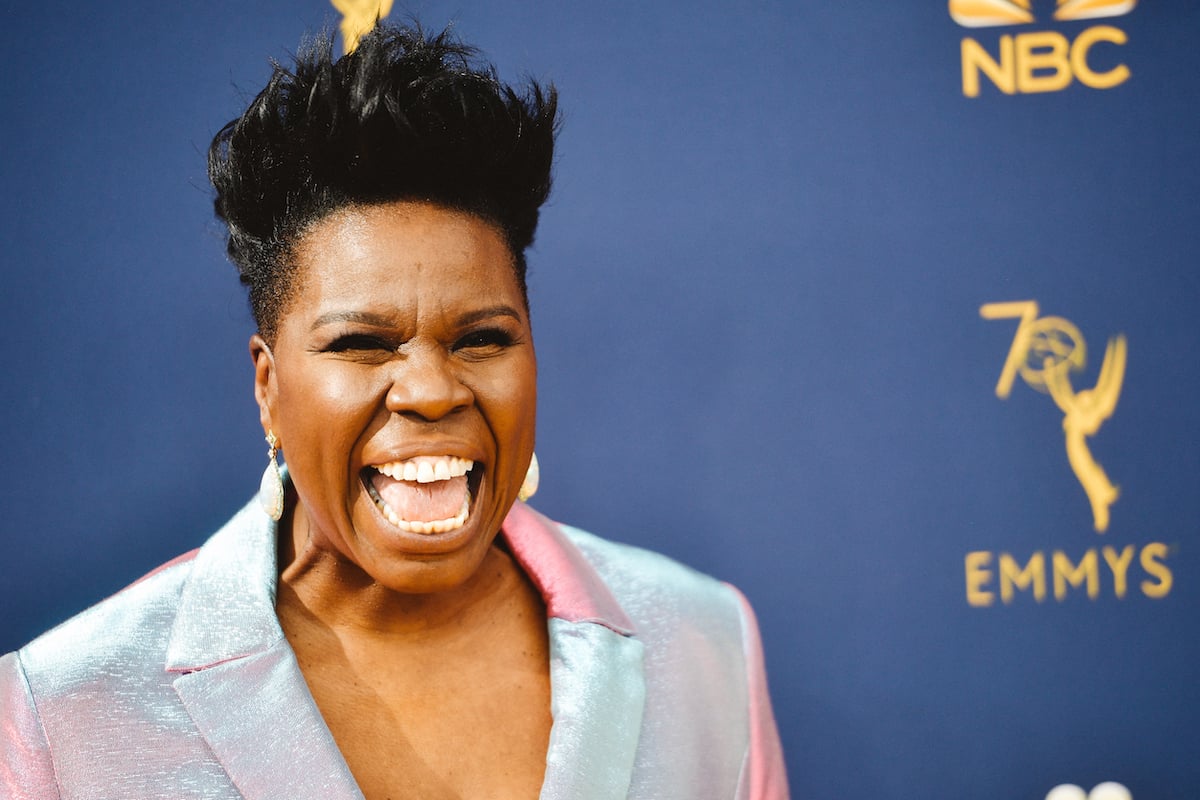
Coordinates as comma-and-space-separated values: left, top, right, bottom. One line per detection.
963, 300, 1168, 607
981, 300, 1125, 533
331, 0, 394, 54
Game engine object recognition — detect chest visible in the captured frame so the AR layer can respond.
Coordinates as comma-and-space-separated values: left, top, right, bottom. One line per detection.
286, 603, 552, 800
309, 659, 552, 800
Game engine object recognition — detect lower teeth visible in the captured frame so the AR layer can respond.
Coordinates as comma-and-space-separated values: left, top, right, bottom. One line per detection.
366, 482, 470, 535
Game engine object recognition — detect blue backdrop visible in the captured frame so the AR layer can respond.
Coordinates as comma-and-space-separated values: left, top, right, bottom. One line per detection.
2, 2, 1197, 798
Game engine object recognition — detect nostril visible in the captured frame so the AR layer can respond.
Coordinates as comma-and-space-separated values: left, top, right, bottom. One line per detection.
385, 374, 472, 420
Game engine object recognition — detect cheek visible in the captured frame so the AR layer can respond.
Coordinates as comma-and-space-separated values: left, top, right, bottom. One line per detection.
276, 365, 385, 462
478, 359, 537, 438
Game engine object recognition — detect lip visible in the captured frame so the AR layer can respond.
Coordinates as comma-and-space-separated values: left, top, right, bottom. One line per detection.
362, 439, 485, 469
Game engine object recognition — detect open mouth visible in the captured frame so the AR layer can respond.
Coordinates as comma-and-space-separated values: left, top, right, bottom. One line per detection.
363, 456, 476, 535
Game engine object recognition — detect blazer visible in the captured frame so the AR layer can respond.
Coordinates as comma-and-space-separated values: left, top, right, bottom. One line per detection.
1, 497, 789, 799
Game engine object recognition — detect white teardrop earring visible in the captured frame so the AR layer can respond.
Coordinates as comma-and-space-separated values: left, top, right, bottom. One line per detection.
259, 431, 284, 521
518, 452, 539, 502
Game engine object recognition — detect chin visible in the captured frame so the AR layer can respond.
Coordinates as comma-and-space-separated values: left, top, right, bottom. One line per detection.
348, 482, 504, 595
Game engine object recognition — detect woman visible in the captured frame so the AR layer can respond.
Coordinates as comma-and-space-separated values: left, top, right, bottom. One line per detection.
0, 23, 787, 799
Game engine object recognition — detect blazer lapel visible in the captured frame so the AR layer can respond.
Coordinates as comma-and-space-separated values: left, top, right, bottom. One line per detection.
172, 639, 363, 800
540, 619, 646, 800
165, 500, 363, 800
502, 504, 647, 800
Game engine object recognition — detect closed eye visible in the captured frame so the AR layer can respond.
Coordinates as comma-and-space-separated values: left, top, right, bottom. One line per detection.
454, 328, 514, 357
325, 334, 395, 353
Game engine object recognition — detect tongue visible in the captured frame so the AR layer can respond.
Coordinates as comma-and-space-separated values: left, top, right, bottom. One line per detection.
371, 472, 468, 522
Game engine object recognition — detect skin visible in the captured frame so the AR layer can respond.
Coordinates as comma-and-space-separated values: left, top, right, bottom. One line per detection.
251, 201, 551, 799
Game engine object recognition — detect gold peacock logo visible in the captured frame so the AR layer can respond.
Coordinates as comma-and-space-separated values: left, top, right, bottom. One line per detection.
949, 0, 1137, 28
981, 301, 1127, 533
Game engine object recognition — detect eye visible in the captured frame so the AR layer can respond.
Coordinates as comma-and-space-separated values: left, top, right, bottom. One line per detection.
324, 334, 394, 353
454, 327, 514, 357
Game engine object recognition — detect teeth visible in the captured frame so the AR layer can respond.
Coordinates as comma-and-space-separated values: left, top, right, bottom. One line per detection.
365, 456, 474, 534
366, 481, 471, 535
374, 456, 473, 484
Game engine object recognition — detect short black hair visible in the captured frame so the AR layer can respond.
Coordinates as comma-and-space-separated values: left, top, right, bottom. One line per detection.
208, 23, 558, 341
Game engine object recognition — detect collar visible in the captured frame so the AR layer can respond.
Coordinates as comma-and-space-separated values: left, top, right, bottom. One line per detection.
165, 488, 635, 672
501, 502, 637, 636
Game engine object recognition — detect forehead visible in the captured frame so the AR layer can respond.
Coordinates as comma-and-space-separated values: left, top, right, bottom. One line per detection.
289, 201, 520, 315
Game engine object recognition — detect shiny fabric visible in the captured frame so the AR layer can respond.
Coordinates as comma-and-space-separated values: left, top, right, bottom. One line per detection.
1, 496, 788, 799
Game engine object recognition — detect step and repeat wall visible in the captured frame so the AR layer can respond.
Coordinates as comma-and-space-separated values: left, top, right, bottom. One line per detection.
2, 2, 1196, 798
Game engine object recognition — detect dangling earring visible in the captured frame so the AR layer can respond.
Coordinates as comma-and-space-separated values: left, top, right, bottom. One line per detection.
518, 452, 539, 502
260, 431, 284, 521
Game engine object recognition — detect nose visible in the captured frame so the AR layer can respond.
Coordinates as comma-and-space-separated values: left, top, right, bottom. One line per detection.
385, 341, 473, 421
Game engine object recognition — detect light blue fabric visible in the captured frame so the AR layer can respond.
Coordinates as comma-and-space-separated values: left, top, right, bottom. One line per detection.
0, 497, 787, 799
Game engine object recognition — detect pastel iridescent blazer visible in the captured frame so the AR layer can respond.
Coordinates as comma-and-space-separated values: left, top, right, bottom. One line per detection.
1, 496, 789, 799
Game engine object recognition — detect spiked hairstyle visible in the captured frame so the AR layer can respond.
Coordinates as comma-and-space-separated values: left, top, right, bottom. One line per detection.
208, 23, 558, 341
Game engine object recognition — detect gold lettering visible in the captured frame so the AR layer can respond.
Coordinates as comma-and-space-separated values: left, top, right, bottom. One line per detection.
999, 552, 1046, 603
1053, 549, 1100, 600
965, 551, 995, 607
968, 544, 1171, 605
1140, 543, 1173, 598
1101, 545, 1135, 598
980, 300, 1039, 399
1071, 26, 1130, 90
1016, 31, 1073, 93
962, 36, 1015, 98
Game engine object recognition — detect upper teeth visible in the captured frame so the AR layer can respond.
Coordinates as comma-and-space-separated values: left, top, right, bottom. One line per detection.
374, 456, 473, 484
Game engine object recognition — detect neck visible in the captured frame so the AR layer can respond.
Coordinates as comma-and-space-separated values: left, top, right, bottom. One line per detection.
275, 506, 534, 643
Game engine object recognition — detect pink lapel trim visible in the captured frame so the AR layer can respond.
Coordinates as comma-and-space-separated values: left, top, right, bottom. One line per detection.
123, 548, 201, 593
501, 502, 636, 637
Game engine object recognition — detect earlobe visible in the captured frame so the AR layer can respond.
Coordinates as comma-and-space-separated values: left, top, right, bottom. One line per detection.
249, 333, 277, 435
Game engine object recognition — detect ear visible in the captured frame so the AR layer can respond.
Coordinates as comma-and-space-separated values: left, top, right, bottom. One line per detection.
249, 333, 278, 439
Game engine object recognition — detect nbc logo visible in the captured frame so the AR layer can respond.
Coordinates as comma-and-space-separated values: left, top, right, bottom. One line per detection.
948, 0, 1136, 97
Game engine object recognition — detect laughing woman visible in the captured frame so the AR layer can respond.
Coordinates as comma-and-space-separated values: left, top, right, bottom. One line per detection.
0, 23, 788, 800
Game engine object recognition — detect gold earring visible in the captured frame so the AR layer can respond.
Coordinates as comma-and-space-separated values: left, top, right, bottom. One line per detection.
259, 431, 284, 521
518, 452, 539, 502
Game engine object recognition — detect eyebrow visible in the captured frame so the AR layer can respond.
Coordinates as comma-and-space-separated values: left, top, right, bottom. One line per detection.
309, 305, 523, 332
455, 305, 524, 327
309, 310, 400, 331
